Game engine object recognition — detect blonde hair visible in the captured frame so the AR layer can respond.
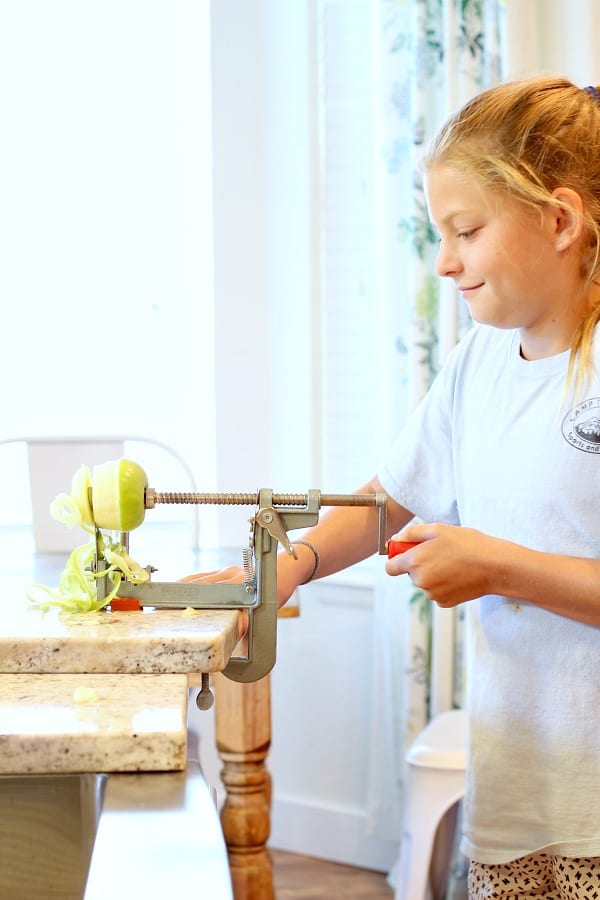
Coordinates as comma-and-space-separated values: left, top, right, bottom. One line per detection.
425, 76, 600, 393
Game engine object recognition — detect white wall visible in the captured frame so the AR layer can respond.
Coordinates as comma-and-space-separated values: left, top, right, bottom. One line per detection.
504, 0, 600, 84
189, 572, 399, 873
269, 575, 399, 870
211, 0, 317, 548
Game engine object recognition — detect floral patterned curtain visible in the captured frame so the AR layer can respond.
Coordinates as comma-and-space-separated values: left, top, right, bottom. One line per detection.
366, 0, 505, 844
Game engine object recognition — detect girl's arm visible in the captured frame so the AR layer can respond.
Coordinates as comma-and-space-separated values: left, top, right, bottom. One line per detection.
181, 476, 414, 611
276, 475, 414, 607
386, 521, 600, 627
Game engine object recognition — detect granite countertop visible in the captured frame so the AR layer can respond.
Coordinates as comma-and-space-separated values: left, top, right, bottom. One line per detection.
0, 538, 243, 773
0, 605, 241, 675
0, 672, 189, 774
0, 602, 239, 772
0, 530, 242, 676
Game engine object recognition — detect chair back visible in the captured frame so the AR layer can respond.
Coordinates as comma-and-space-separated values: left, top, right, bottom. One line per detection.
27, 438, 125, 553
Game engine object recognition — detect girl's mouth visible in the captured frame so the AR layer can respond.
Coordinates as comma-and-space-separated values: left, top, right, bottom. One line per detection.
460, 283, 484, 298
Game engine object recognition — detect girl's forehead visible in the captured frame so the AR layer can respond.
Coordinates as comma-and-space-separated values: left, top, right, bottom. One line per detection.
425, 163, 484, 202
424, 164, 503, 223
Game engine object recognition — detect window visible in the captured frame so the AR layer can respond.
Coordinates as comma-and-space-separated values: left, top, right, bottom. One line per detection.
0, 1, 214, 525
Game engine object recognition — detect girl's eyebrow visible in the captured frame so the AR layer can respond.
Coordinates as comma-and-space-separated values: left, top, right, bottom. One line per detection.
438, 207, 479, 225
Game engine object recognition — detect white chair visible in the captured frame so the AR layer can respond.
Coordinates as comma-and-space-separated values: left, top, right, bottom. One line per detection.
394, 707, 467, 900
0, 435, 201, 552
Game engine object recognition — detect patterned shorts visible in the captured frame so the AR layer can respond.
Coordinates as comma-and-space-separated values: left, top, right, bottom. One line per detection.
469, 853, 600, 899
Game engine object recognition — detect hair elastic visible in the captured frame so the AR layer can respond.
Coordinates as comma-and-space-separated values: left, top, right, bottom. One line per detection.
584, 85, 600, 103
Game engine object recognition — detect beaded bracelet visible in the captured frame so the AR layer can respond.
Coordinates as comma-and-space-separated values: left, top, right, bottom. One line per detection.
292, 540, 321, 585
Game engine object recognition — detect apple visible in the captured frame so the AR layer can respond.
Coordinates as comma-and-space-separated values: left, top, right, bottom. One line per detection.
91, 458, 148, 532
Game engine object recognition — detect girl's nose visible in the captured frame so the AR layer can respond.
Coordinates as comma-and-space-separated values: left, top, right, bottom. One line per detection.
435, 242, 462, 278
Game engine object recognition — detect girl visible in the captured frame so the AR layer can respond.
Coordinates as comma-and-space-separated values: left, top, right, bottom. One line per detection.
194, 77, 600, 898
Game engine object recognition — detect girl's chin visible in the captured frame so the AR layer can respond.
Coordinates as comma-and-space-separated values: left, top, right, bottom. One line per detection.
465, 305, 491, 326
464, 301, 513, 330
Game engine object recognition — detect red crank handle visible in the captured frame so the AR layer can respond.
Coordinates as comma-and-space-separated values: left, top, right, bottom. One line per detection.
387, 539, 419, 558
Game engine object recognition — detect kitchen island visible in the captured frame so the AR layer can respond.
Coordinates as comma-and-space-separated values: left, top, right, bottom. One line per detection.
0, 538, 274, 899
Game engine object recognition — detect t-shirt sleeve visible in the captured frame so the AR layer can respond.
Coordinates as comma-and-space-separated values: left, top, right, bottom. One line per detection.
377, 352, 460, 526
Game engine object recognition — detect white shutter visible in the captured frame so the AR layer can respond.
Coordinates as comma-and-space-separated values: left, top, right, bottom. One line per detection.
318, 0, 379, 491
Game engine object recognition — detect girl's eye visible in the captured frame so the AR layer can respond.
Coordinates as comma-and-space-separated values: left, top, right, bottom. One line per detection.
458, 228, 477, 240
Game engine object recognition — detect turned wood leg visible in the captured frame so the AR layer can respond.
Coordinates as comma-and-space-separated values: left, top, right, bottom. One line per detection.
214, 672, 273, 900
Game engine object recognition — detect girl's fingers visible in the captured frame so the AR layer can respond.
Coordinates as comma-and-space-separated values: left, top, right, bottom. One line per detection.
180, 565, 244, 584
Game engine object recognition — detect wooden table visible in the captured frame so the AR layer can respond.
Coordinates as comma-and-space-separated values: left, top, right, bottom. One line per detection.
0, 536, 275, 900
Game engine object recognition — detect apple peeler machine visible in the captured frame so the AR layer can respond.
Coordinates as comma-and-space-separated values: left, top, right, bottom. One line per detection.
94, 487, 389, 693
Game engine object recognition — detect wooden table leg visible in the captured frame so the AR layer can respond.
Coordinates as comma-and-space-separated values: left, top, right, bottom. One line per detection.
214, 672, 273, 900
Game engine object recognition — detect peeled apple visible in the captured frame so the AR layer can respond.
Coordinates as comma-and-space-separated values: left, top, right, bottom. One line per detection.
70, 464, 94, 528
91, 458, 148, 532
30, 458, 150, 613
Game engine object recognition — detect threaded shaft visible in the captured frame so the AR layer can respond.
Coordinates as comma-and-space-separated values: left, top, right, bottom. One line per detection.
149, 490, 382, 508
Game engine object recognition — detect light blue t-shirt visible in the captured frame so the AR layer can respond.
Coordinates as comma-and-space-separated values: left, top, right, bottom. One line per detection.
378, 324, 600, 864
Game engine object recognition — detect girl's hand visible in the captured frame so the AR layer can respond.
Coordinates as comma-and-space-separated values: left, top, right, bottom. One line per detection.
180, 560, 299, 635
385, 522, 499, 607
180, 566, 245, 586
180, 567, 249, 636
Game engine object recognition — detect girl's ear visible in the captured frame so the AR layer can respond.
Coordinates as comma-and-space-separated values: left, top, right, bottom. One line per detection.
550, 186, 584, 252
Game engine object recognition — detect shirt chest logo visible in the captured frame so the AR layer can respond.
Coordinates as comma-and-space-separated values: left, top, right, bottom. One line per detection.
562, 397, 600, 453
